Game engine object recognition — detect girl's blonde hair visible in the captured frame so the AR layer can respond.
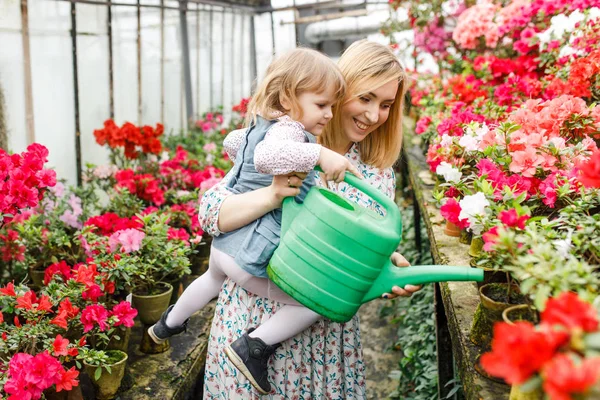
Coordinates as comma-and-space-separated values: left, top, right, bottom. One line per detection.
320, 40, 408, 169
246, 48, 346, 125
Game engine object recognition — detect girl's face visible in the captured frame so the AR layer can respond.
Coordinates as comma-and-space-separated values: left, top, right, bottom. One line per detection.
290, 87, 337, 136
341, 79, 398, 144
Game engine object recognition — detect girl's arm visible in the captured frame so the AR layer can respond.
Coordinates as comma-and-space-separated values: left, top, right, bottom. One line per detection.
199, 169, 308, 235
223, 128, 246, 162
254, 119, 322, 175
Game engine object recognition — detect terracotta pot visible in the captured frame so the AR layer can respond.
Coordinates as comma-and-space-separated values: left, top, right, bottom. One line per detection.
83, 350, 128, 400
444, 220, 461, 237
509, 384, 543, 400
470, 283, 526, 349
131, 282, 173, 325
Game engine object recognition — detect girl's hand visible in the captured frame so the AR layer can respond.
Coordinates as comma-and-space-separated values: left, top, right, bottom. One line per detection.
268, 172, 308, 208
318, 147, 362, 183
381, 252, 422, 299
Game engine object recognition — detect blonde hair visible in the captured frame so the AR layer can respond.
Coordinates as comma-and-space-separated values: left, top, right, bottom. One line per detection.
320, 40, 408, 169
246, 48, 346, 125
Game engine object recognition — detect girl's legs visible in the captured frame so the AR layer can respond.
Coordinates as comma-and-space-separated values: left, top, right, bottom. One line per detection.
248, 305, 321, 345
166, 246, 264, 327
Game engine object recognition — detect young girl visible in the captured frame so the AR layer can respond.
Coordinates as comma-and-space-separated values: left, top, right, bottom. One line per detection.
148, 48, 360, 393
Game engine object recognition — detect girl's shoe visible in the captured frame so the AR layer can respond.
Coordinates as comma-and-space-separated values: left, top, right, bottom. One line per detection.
224, 328, 280, 394
148, 305, 189, 344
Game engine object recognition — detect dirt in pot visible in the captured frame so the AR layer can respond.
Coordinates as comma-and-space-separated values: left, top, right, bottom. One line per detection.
483, 283, 527, 304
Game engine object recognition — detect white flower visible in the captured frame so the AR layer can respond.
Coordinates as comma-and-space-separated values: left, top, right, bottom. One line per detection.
474, 123, 489, 141
440, 134, 454, 147
436, 162, 462, 184
459, 192, 490, 235
553, 230, 573, 258
459, 135, 479, 152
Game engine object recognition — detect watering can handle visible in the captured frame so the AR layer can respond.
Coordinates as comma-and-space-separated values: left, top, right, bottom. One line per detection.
314, 166, 400, 221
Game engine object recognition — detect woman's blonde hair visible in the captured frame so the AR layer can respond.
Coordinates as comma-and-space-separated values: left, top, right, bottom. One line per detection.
246, 48, 346, 125
320, 40, 408, 169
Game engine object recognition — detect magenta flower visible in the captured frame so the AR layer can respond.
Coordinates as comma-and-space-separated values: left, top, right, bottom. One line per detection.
111, 301, 138, 328
80, 304, 109, 333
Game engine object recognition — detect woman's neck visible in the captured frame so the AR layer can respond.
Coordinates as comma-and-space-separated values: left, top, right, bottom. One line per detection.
332, 139, 353, 155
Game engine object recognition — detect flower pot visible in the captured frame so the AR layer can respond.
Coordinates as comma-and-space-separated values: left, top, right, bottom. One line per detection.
28, 266, 46, 287
509, 384, 543, 400
106, 326, 131, 352
470, 283, 526, 350
44, 385, 84, 400
165, 275, 183, 306
444, 221, 461, 237
469, 237, 484, 257
190, 237, 211, 275
83, 350, 128, 400
502, 304, 539, 325
459, 228, 472, 245
131, 282, 173, 325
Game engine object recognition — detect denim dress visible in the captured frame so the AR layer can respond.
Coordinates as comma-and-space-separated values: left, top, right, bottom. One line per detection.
211, 115, 317, 277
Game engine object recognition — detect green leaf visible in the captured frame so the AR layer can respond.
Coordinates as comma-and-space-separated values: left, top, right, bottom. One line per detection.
105, 365, 112, 375
95, 367, 102, 381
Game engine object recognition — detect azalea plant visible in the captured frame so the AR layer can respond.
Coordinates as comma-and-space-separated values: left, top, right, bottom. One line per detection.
481, 292, 600, 399
0, 144, 56, 228
82, 212, 191, 294
93, 120, 164, 168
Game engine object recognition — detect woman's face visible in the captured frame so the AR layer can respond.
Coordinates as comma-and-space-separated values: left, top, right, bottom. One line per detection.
340, 79, 398, 144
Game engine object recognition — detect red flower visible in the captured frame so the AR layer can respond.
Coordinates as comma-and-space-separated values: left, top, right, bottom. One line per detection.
44, 261, 73, 285
57, 298, 80, 319
499, 209, 530, 230
483, 226, 501, 252
576, 149, 600, 189
80, 304, 109, 333
440, 198, 469, 229
52, 335, 70, 357
541, 292, 599, 333
16, 290, 37, 310
0, 282, 17, 297
51, 311, 69, 330
480, 322, 570, 384
82, 283, 104, 302
56, 366, 79, 392
542, 354, 600, 400
37, 295, 53, 313
111, 301, 138, 328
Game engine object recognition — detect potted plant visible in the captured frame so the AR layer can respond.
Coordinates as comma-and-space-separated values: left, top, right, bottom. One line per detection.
80, 348, 128, 400
481, 292, 600, 400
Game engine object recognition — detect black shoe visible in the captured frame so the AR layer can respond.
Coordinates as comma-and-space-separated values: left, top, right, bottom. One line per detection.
148, 305, 189, 344
224, 328, 280, 394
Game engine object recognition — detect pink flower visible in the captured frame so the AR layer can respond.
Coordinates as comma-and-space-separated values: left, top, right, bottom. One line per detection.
440, 198, 469, 229
111, 301, 138, 327
82, 283, 104, 302
203, 142, 217, 152
510, 147, 544, 177
80, 304, 109, 332
108, 228, 145, 253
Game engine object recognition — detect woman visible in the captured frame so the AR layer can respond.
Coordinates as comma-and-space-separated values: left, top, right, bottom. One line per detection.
200, 40, 419, 399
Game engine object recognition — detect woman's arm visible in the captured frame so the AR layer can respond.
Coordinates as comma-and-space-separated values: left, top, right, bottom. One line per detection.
217, 173, 307, 233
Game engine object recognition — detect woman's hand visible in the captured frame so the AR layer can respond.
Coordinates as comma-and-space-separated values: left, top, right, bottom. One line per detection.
381, 252, 422, 299
268, 172, 308, 208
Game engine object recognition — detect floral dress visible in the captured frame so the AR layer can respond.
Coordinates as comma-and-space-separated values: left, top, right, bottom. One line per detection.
199, 143, 395, 399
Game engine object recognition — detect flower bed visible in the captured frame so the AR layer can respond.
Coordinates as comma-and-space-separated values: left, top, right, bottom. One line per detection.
385, 0, 600, 397
0, 100, 246, 398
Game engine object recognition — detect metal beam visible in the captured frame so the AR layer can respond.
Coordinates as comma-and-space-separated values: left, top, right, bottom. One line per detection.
70, 1, 82, 185
107, 1, 114, 119
20, 0, 35, 145
136, 0, 142, 125
179, 0, 194, 127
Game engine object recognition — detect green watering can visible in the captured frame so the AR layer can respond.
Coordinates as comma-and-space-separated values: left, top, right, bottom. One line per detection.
267, 169, 484, 323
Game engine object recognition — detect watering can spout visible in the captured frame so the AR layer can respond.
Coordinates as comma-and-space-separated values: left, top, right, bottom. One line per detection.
361, 263, 484, 303
281, 197, 302, 238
